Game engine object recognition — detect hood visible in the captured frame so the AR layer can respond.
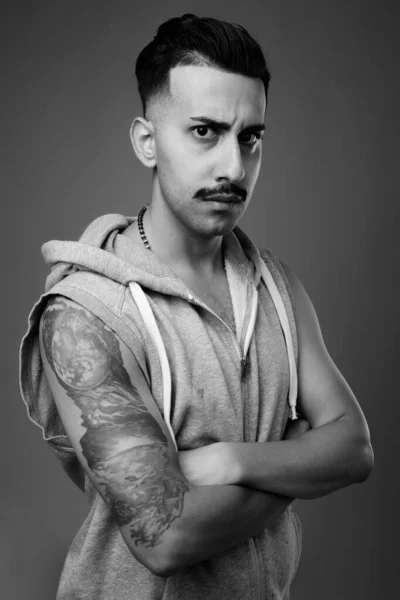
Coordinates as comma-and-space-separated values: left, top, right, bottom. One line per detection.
19, 212, 299, 493
41, 213, 264, 296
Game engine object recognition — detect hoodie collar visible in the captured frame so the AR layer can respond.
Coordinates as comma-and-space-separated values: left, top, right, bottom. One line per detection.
42, 214, 263, 296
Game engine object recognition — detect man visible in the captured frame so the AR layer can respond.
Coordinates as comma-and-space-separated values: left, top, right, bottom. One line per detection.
19, 13, 373, 600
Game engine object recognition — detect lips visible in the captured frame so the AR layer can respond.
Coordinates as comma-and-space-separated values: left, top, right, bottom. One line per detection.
204, 194, 243, 203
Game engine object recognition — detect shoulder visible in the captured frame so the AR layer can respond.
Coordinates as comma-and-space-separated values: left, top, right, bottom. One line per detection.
39, 295, 150, 409
40, 292, 130, 348
277, 261, 325, 346
279, 261, 303, 301
259, 248, 293, 291
40, 295, 107, 337
259, 248, 301, 315
259, 248, 321, 347
48, 270, 126, 314
39, 295, 118, 384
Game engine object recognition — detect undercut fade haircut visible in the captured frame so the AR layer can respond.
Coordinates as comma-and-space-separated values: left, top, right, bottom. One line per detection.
135, 13, 271, 116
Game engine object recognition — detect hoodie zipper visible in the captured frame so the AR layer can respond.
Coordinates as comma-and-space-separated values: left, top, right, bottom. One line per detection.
186, 292, 244, 365
240, 289, 258, 441
186, 290, 258, 393
249, 537, 261, 600
186, 289, 261, 600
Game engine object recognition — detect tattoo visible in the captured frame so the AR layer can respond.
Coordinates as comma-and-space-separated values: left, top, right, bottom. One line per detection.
41, 296, 189, 547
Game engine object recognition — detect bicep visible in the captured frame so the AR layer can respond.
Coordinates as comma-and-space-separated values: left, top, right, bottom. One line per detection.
283, 265, 370, 433
39, 295, 189, 570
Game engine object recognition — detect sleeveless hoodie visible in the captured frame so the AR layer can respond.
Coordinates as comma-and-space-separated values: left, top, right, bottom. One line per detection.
19, 214, 302, 600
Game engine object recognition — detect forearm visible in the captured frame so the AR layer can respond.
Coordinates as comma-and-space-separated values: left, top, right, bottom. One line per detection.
152, 419, 313, 573
229, 415, 374, 499
127, 440, 293, 576
162, 482, 293, 575
157, 435, 291, 572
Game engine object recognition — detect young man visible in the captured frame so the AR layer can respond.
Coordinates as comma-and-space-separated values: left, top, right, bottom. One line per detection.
19, 13, 373, 600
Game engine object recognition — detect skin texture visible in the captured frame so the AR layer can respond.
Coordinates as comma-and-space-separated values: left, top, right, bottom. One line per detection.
39, 295, 299, 574
40, 296, 189, 548
129, 65, 266, 277
178, 419, 312, 486
178, 262, 373, 497
38, 65, 372, 572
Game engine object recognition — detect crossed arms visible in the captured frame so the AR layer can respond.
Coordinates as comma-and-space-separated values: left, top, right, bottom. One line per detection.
38, 267, 373, 576
179, 264, 374, 499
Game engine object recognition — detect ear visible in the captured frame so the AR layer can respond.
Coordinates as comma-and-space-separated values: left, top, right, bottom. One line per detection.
130, 117, 156, 168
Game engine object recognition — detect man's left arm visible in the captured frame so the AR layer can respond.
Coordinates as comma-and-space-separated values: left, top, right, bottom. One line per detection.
180, 263, 374, 499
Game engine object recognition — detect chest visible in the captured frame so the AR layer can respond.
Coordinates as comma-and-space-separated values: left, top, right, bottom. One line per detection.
121, 264, 293, 445
182, 273, 236, 334
138, 285, 291, 445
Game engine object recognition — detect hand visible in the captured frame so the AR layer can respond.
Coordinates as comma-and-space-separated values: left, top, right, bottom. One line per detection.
283, 417, 311, 441
178, 442, 236, 486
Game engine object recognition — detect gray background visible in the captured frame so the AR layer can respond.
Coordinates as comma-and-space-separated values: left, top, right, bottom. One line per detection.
2, 0, 398, 598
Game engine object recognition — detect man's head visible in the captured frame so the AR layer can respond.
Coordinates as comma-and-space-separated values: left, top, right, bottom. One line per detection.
135, 13, 270, 118
131, 14, 270, 239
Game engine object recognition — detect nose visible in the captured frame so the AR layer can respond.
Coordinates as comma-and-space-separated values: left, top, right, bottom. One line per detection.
216, 137, 245, 184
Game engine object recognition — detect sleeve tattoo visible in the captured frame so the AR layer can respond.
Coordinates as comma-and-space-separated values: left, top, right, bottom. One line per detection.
40, 296, 189, 548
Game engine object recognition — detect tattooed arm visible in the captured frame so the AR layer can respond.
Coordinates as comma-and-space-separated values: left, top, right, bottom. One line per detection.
39, 296, 292, 576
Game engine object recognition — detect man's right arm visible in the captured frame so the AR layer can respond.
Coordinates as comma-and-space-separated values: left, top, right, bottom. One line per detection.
39, 295, 292, 576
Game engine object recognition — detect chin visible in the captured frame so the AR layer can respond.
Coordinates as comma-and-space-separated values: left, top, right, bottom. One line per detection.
200, 217, 239, 238
181, 201, 245, 238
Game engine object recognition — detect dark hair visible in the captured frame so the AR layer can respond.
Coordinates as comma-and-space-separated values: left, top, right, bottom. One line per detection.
135, 13, 270, 115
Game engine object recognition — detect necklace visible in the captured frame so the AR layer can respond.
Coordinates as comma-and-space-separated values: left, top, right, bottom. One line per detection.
138, 204, 233, 324
137, 205, 151, 250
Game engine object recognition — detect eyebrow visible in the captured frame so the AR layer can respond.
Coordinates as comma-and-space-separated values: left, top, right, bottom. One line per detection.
189, 116, 265, 133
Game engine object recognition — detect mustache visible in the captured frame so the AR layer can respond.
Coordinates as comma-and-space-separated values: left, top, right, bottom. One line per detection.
193, 183, 247, 201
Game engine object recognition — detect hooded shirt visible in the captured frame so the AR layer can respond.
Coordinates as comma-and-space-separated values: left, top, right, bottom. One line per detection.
19, 214, 302, 600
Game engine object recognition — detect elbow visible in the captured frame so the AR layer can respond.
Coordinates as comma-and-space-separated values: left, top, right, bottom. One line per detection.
146, 553, 188, 578
151, 561, 183, 578
146, 557, 178, 578
353, 440, 374, 483
148, 530, 203, 576
138, 552, 178, 578
139, 532, 188, 578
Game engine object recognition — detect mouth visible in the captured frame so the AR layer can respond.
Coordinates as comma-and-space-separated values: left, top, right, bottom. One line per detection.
203, 194, 244, 204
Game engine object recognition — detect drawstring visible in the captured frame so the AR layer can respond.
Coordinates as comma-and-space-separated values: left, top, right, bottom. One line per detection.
128, 282, 177, 450
259, 261, 298, 420
128, 258, 298, 451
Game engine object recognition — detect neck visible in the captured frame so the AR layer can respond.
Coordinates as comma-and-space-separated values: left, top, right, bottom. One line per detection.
143, 199, 225, 279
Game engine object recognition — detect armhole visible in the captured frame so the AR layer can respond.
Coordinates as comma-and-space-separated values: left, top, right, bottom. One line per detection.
52, 282, 149, 383
20, 279, 148, 492
259, 248, 299, 368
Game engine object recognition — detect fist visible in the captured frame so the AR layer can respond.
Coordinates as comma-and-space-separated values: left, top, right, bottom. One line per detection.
178, 442, 234, 486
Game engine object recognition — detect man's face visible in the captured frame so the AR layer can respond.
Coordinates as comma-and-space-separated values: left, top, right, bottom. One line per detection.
149, 64, 266, 238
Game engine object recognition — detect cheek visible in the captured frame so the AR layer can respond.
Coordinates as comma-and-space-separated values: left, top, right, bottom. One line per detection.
155, 148, 195, 199
245, 149, 262, 181
157, 141, 207, 189
156, 135, 191, 176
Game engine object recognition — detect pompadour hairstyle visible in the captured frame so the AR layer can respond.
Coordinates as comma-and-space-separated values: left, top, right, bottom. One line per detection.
135, 13, 271, 115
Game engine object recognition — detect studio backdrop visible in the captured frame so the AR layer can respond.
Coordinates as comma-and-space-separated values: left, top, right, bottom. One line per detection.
2, 1, 398, 599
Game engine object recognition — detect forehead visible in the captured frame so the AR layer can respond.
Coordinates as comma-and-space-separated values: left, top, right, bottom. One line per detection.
165, 65, 266, 123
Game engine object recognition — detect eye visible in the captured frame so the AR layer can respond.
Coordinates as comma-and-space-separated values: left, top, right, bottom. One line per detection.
239, 132, 263, 146
192, 126, 218, 140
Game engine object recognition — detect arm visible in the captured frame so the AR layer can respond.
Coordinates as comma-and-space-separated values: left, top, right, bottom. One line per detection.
39, 295, 292, 577
225, 264, 374, 499
179, 266, 374, 498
